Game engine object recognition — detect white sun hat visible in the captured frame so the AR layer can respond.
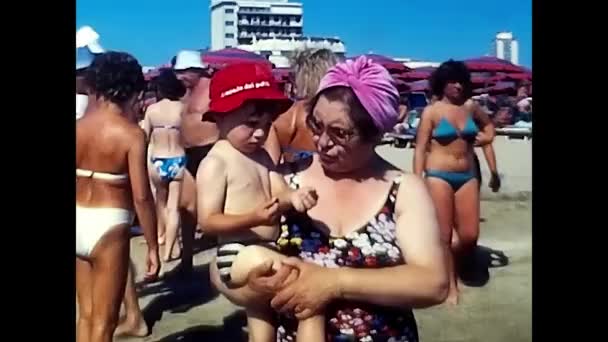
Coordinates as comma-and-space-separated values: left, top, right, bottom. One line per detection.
76, 26, 105, 53
173, 50, 206, 70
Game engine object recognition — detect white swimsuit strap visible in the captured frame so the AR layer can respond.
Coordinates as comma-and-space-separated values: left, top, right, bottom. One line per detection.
76, 169, 128, 181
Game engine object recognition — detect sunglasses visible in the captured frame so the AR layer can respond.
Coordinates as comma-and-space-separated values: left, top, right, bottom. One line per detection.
305, 114, 357, 146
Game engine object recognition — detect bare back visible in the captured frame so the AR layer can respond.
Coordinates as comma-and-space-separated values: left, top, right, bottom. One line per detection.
181, 77, 220, 147
144, 99, 185, 158
76, 111, 141, 210
204, 140, 278, 243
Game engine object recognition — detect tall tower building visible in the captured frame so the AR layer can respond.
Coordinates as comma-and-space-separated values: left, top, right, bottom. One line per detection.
493, 31, 519, 65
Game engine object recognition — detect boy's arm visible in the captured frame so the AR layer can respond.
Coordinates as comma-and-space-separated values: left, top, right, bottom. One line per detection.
197, 155, 271, 234
269, 169, 293, 213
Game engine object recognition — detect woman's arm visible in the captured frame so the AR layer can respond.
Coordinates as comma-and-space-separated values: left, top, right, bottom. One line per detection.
334, 175, 448, 309
264, 124, 282, 165
142, 107, 152, 140
413, 106, 433, 176
127, 128, 160, 278
472, 102, 496, 146
481, 143, 501, 192
267, 103, 298, 163
481, 143, 498, 174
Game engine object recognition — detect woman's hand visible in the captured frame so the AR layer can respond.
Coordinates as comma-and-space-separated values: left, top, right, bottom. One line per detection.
270, 258, 340, 320
489, 171, 501, 192
144, 247, 160, 281
247, 260, 299, 295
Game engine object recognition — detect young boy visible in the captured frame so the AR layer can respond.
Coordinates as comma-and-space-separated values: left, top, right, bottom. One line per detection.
196, 63, 324, 342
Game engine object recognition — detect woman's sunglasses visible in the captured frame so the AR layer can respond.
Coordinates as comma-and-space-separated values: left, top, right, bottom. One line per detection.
305, 114, 357, 146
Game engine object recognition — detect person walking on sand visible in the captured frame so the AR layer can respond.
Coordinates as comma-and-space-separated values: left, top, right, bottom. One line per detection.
76, 51, 160, 342
413, 60, 495, 305
142, 69, 188, 262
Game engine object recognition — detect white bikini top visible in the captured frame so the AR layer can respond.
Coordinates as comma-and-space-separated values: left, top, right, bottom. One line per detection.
76, 169, 128, 181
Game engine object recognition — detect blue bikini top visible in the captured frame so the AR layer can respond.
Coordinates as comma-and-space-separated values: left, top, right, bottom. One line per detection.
432, 115, 479, 143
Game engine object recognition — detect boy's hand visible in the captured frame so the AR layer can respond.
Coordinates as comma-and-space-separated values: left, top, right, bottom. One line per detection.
290, 186, 318, 213
255, 198, 281, 225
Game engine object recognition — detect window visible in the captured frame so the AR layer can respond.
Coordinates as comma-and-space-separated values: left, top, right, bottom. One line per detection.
226, 21, 234, 26
225, 8, 234, 14
225, 33, 234, 38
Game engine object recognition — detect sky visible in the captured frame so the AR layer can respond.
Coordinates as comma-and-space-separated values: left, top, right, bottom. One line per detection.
76, 0, 532, 68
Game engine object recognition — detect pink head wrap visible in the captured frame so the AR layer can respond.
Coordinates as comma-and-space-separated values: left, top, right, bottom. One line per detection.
316, 56, 400, 133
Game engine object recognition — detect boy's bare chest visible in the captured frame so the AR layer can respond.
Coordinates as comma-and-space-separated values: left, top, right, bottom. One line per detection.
224, 157, 272, 200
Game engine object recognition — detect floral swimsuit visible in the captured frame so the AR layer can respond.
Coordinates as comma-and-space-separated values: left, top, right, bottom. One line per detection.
276, 167, 419, 342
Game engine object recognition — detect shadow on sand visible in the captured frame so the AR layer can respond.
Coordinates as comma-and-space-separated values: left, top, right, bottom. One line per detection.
460, 245, 510, 287
155, 310, 248, 342
138, 262, 220, 331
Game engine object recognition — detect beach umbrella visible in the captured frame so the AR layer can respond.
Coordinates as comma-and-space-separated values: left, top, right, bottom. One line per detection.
407, 80, 430, 92
464, 56, 525, 73
201, 48, 271, 69
349, 54, 410, 73
392, 78, 411, 93
490, 72, 532, 82
474, 81, 517, 95
398, 66, 437, 81
398, 69, 433, 81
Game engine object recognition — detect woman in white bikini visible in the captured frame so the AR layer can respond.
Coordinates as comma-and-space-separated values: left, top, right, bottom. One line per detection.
142, 69, 187, 262
76, 51, 160, 342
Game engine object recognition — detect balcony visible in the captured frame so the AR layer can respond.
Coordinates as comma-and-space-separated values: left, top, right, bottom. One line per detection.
238, 7, 271, 14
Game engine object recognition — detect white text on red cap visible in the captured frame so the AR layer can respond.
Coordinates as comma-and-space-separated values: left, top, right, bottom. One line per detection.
220, 81, 271, 98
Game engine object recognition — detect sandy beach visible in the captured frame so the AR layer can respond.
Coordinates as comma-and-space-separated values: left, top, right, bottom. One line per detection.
113, 140, 532, 342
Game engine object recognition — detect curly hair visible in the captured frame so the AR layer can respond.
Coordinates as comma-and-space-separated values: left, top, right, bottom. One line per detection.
85, 51, 146, 105
151, 69, 186, 101
292, 48, 340, 99
429, 59, 472, 100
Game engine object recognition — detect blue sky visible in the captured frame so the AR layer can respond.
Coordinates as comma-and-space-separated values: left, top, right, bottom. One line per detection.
76, 0, 531, 67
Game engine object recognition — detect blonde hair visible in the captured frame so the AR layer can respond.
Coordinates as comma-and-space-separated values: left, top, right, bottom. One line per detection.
292, 48, 340, 99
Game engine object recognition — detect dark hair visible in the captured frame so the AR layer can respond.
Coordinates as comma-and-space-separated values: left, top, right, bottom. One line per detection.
151, 69, 186, 101
85, 51, 145, 105
429, 60, 472, 99
307, 86, 381, 143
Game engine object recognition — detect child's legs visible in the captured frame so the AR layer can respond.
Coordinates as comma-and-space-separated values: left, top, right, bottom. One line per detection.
210, 245, 286, 342
246, 307, 276, 342
229, 245, 286, 286
297, 314, 325, 342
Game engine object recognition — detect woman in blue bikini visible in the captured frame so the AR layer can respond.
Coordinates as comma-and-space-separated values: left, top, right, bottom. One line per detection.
142, 69, 188, 262
413, 60, 495, 305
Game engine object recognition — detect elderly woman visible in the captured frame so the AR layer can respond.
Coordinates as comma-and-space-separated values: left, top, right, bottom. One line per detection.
243, 56, 447, 342
413, 60, 495, 305
266, 48, 341, 164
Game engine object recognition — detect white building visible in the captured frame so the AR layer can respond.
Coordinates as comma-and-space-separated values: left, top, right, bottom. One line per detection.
238, 36, 346, 67
493, 31, 519, 65
393, 57, 440, 69
210, 0, 303, 51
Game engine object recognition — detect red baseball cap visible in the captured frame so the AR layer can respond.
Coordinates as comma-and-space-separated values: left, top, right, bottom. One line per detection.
207, 62, 293, 117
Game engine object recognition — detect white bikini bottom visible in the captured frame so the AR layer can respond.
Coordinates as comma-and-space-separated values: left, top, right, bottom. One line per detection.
76, 206, 134, 258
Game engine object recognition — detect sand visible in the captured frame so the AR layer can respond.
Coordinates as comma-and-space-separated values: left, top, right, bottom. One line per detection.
112, 141, 532, 342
